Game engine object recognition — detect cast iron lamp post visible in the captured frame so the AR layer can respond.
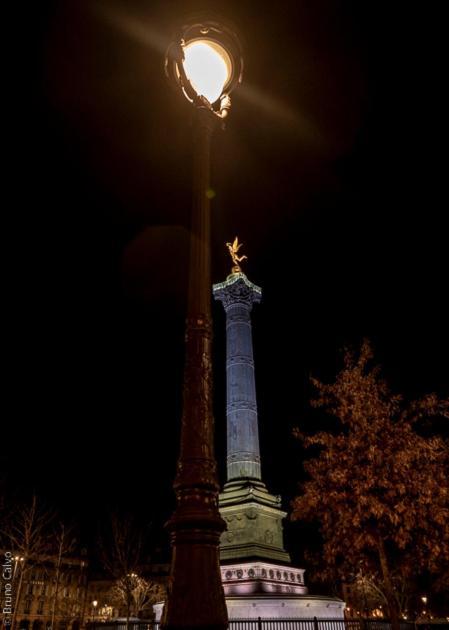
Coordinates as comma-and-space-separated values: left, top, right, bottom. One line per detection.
162, 18, 243, 630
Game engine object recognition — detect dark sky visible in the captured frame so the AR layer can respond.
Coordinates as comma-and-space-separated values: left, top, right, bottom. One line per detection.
5, 0, 448, 554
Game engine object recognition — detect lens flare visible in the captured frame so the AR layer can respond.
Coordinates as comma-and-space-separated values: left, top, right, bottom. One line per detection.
183, 40, 231, 103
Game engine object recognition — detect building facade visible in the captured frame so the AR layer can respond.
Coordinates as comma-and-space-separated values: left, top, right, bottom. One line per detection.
2, 555, 88, 630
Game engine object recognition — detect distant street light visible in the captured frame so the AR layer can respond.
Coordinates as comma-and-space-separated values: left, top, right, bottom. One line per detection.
358, 560, 369, 618
10, 556, 25, 630
420, 595, 429, 618
12, 556, 24, 580
163, 16, 243, 630
92, 600, 98, 624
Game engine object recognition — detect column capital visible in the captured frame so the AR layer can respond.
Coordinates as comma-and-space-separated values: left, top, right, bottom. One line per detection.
213, 272, 261, 310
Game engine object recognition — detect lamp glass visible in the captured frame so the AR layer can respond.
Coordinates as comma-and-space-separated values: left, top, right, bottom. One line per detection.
182, 39, 232, 103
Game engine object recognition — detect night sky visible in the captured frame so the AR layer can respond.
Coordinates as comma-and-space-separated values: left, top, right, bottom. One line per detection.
5, 0, 448, 557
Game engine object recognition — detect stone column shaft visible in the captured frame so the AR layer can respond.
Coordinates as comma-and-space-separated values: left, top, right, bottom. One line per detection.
213, 273, 262, 481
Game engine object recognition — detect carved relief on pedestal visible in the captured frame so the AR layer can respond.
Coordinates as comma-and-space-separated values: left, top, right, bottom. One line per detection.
225, 514, 246, 529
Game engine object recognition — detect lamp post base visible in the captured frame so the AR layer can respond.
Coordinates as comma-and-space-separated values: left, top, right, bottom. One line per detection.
162, 525, 228, 630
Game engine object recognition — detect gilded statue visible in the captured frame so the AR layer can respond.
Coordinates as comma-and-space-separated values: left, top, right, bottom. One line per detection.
226, 236, 247, 274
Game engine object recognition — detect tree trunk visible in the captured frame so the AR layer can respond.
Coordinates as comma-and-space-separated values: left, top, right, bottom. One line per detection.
377, 536, 400, 630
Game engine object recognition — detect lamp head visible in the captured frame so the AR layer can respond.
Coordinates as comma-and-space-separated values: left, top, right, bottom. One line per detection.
165, 18, 243, 111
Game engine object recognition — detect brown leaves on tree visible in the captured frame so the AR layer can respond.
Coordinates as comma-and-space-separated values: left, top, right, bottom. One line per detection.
291, 340, 449, 619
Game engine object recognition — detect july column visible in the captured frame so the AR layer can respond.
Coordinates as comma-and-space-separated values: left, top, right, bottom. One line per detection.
213, 272, 262, 482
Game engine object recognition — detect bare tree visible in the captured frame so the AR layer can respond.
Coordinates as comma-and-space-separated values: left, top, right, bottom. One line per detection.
49, 522, 77, 630
1, 495, 54, 630
345, 565, 413, 618
110, 574, 166, 620
99, 514, 150, 630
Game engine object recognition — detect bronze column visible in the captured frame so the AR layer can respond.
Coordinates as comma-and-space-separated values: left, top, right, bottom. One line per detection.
161, 105, 228, 630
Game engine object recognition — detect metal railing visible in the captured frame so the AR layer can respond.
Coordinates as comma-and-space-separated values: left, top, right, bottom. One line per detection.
87, 618, 430, 630
225, 620, 416, 630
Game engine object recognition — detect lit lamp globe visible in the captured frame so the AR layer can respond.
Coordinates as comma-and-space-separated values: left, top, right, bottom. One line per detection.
165, 19, 243, 116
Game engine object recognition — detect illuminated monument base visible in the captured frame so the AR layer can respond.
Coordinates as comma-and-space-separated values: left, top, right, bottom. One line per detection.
154, 570, 344, 621
221, 560, 307, 596
225, 595, 344, 619
219, 558, 344, 620
155, 594, 343, 622
219, 479, 291, 563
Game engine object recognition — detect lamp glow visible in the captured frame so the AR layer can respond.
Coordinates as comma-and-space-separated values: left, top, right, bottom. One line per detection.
183, 40, 231, 103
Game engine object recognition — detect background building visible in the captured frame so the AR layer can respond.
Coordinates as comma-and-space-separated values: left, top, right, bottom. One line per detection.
4, 555, 88, 630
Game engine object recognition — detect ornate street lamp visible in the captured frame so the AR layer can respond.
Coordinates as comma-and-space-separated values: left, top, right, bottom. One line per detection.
162, 17, 243, 630
165, 19, 243, 114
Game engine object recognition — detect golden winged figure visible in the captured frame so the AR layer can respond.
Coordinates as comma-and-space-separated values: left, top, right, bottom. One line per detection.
226, 236, 247, 273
